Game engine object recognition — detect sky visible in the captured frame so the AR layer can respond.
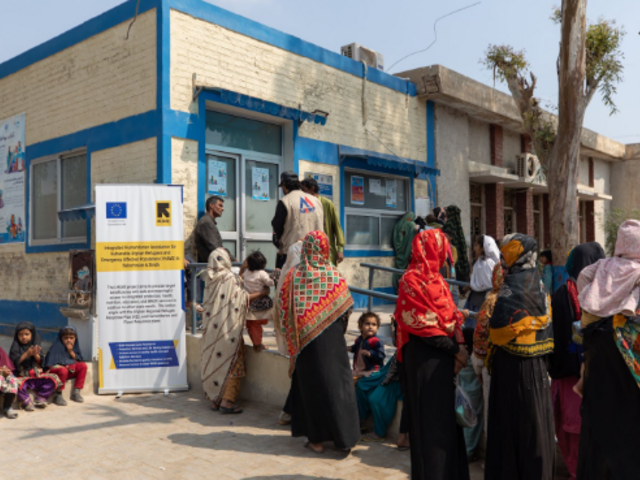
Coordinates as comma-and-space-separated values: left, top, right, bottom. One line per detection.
1, 0, 638, 142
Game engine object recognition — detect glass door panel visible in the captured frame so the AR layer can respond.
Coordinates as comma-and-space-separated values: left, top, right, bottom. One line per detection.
206, 154, 237, 232
245, 241, 278, 270
244, 160, 279, 233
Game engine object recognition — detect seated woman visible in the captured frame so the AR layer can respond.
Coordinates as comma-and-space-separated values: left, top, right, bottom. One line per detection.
44, 326, 87, 405
280, 231, 360, 454
0, 346, 19, 419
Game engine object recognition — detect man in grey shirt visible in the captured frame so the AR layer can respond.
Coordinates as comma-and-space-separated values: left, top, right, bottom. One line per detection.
195, 196, 224, 263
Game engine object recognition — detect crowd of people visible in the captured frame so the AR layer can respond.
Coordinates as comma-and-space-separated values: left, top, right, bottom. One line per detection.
191, 168, 640, 479
0, 323, 87, 419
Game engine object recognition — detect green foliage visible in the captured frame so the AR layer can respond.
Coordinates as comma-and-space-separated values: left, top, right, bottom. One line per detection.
604, 208, 640, 256
586, 19, 625, 115
482, 45, 529, 83
550, 7, 561, 25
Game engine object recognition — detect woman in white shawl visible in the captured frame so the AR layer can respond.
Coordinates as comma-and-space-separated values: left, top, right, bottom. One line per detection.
200, 248, 268, 414
465, 234, 500, 314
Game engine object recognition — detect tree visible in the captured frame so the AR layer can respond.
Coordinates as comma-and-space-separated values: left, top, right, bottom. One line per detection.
482, 1, 624, 262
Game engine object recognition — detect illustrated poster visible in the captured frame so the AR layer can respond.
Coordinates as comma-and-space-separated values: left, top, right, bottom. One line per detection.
351, 176, 364, 205
385, 179, 397, 208
0, 113, 26, 244
207, 159, 227, 197
306, 172, 333, 200
252, 167, 270, 201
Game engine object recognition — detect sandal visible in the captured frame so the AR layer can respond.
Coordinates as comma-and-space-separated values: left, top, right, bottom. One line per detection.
304, 441, 324, 454
397, 445, 410, 452
361, 433, 385, 442
219, 404, 243, 414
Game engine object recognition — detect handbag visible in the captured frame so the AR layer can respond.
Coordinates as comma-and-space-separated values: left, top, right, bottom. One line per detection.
454, 379, 478, 428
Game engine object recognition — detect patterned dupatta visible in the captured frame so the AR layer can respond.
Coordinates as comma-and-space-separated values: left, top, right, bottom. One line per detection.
200, 248, 249, 402
279, 231, 353, 376
613, 315, 640, 388
473, 263, 504, 358
395, 229, 464, 362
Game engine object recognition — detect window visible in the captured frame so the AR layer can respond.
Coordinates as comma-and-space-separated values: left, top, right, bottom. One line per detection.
344, 170, 410, 250
30, 151, 87, 245
504, 189, 516, 236
205, 111, 282, 156
469, 183, 484, 239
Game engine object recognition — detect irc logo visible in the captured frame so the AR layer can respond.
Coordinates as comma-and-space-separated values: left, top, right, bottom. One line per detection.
156, 201, 171, 226
300, 196, 316, 214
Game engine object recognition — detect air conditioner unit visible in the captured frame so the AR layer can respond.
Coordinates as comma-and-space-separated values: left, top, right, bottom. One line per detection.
341, 43, 385, 71
516, 154, 541, 182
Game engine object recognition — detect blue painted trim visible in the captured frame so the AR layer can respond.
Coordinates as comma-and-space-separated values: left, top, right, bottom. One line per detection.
351, 287, 395, 309
167, 0, 416, 97
156, 0, 171, 183
294, 137, 339, 166
426, 101, 436, 169
0, 300, 68, 333
344, 250, 395, 258
196, 93, 208, 219
0, 0, 161, 81
339, 145, 440, 176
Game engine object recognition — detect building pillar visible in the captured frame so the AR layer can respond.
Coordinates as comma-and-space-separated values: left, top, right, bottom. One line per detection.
486, 183, 504, 241
490, 124, 504, 166
521, 134, 532, 154
543, 194, 551, 249
516, 188, 535, 236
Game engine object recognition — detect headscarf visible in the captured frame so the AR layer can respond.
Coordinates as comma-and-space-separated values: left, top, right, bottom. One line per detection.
280, 231, 354, 375
10, 321, 42, 374
392, 212, 417, 291
473, 263, 504, 358
445, 205, 470, 283
0, 346, 15, 372
549, 242, 605, 379
578, 220, 640, 318
433, 206, 447, 225
489, 234, 553, 358
44, 325, 84, 368
395, 229, 464, 361
200, 248, 249, 402
273, 240, 303, 354
470, 235, 500, 292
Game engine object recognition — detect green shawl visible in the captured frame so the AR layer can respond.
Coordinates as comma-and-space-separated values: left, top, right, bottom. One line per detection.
445, 205, 470, 283
392, 212, 416, 291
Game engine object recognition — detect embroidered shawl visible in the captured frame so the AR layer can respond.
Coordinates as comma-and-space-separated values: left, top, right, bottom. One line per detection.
395, 229, 464, 361
613, 314, 640, 388
473, 263, 504, 358
200, 248, 249, 402
279, 231, 353, 376
489, 234, 553, 358
273, 240, 303, 355
445, 205, 470, 282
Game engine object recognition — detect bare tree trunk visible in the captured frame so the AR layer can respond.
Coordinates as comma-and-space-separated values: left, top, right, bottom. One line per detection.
548, 0, 587, 262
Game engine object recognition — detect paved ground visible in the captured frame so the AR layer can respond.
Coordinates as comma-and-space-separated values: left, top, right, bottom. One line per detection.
2, 390, 485, 479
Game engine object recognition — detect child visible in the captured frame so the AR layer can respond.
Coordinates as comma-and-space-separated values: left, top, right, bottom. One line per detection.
348, 312, 386, 379
241, 251, 275, 352
9, 322, 62, 411
574, 219, 640, 396
0, 346, 19, 419
540, 250, 554, 293
44, 326, 87, 404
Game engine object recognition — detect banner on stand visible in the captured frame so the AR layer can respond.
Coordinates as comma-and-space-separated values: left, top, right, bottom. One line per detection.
0, 113, 26, 244
96, 184, 187, 394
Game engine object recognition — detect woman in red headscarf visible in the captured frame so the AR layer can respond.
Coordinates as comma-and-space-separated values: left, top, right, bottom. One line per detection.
395, 229, 469, 480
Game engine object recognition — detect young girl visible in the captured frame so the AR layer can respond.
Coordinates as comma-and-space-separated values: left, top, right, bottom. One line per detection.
9, 322, 61, 411
44, 326, 87, 404
0, 346, 19, 419
348, 312, 386, 380
241, 251, 275, 352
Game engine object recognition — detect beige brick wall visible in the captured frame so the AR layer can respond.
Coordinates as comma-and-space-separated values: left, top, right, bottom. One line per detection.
299, 160, 340, 208
0, 10, 157, 146
169, 10, 426, 162
171, 137, 199, 239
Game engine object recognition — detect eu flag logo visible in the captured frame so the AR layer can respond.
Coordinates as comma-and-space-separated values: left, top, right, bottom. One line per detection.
106, 202, 127, 219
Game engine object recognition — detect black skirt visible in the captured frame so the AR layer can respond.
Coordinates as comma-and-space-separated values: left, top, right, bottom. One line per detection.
290, 318, 360, 448
485, 348, 555, 480
403, 334, 469, 480
577, 318, 640, 480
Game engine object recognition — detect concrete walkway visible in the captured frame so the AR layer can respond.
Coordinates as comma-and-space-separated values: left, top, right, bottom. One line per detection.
2, 390, 484, 479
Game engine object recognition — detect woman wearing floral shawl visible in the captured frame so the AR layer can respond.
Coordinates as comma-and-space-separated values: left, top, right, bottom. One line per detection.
485, 234, 555, 480
200, 248, 268, 414
279, 231, 359, 454
395, 229, 469, 480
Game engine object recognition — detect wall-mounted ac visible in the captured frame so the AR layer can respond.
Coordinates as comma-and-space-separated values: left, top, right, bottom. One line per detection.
516, 154, 541, 182
341, 43, 385, 71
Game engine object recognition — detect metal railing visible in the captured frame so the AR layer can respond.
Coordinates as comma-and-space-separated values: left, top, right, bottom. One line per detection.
359, 262, 470, 312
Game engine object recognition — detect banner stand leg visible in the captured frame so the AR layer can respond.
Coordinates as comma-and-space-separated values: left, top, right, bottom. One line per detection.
115, 391, 124, 399
164, 389, 170, 396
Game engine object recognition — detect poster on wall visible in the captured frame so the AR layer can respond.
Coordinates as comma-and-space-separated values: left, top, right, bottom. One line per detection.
207, 159, 227, 197
305, 172, 333, 200
385, 179, 397, 208
96, 184, 187, 394
0, 113, 26, 244
351, 176, 364, 205
252, 166, 270, 201
369, 179, 383, 196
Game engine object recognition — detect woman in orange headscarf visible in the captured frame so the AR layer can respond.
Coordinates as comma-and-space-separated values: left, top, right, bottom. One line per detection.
395, 229, 469, 480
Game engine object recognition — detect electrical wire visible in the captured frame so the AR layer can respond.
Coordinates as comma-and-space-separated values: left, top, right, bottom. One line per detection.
387, 1, 482, 73
126, 0, 141, 40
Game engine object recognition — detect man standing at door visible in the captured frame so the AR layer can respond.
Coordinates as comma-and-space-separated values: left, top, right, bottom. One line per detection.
195, 196, 224, 263
271, 171, 323, 269
301, 177, 345, 265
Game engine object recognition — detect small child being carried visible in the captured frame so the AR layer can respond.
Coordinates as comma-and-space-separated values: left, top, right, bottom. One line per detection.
241, 251, 276, 352
348, 312, 386, 381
